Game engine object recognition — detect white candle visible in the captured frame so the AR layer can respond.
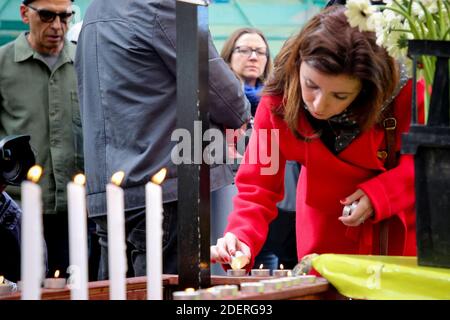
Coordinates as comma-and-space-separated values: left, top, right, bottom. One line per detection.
67, 174, 89, 300
106, 171, 127, 300
146, 168, 166, 300
21, 165, 45, 300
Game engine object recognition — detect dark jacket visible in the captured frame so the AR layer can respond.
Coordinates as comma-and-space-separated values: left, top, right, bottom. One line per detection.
75, 0, 251, 217
0, 192, 21, 282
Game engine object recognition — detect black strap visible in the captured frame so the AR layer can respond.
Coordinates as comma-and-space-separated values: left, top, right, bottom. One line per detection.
379, 104, 398, 255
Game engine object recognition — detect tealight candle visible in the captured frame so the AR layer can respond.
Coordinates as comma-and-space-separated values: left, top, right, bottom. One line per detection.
272, 264, 292, 277
260, 279, 283, 292
250, 264, 271, 277
43, 270, 66, 289
298, 274, 317, 284
278, 277, 294, 288
215, 284, 238, 298
173, 288, 200, 300
226, 269, 247, 277
240, 282, 264, 294
198, 287, 221, 300
0, 276, 13, 296
230, 251, 249, 270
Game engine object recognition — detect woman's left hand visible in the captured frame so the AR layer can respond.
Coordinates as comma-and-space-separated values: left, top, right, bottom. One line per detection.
338, 189, 374, 227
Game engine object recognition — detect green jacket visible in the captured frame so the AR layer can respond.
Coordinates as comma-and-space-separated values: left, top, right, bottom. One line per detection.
0, 32, 83, 215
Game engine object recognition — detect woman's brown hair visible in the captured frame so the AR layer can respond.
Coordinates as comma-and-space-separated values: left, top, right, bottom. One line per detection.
264, 5, 398, 140
220, 27, 273, 82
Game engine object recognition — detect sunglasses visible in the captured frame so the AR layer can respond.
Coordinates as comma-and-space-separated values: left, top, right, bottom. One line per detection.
26, 4, 74, 23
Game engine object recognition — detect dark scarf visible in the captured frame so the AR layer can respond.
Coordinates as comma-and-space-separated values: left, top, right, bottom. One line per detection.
304, 62, 409, 154
305, 107, 360, 154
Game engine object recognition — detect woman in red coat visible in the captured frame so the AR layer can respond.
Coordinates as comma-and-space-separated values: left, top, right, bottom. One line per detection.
211, 5, 424, 270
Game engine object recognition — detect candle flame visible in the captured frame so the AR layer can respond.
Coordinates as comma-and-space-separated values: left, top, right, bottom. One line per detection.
0, 276, 4, 284
259, 264, 264, 269
280, 264, 284, 270
185, 288, 195, 292
54, 270, 60, 278
73, 173, 86, 186
27, 165, 43, 183
151, 168, 167, 185
111, 171, 125, 186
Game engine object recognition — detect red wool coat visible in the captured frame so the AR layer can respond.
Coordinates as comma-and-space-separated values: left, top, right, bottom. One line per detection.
225, 80, 425, 267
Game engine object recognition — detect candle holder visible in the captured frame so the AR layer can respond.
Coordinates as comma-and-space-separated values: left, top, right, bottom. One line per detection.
240, 282, 264, 294
226, 269, 247, 277
43, 277, 66, 289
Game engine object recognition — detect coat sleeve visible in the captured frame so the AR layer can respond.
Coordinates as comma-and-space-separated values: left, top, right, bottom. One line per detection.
153, 1, 251, 129
224, 96, 286, 269
358, 80, 425, 223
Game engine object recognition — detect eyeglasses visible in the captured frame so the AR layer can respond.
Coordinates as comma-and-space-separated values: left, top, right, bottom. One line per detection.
26, 4, 74, 23
233, 46, 268, 58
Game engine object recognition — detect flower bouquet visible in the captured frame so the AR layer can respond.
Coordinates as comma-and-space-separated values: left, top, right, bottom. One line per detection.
344, 0, 450, 122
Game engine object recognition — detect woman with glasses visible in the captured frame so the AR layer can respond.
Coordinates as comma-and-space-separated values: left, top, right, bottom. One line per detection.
220, 28, 272, 116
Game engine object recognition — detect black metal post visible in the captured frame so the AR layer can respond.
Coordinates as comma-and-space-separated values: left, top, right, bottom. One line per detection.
402, 40, 450, 268
176, 0, 211, 289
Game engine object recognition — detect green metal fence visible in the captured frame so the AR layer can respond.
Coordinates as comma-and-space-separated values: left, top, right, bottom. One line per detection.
0, 0, 326, 55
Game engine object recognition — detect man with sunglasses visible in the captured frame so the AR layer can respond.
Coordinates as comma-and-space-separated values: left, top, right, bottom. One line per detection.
0, 0, 82, 279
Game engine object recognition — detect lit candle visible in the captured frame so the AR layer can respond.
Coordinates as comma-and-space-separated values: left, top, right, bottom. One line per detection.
43, 270, 66, 289
172, 288, 200, 300
273, 264, 292, 277
250, 264, 271, 277
0, 276, 13, 296
146, 168, 166, 300
21, 165, 45, 300
106, 171, 127, 300
67, 174, 89, 300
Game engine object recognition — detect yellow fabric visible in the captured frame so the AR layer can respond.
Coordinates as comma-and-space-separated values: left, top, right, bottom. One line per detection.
312, 254, 450, 300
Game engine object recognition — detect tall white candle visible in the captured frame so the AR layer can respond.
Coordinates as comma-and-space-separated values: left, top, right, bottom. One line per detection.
146, 168, 166, 300
67, 174, 89, 300
21, 165, 44, 300
106, 171, 127, 300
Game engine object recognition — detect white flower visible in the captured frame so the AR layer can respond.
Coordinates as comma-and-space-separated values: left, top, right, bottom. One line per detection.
345, 0, 377, 32
367, 11, 384, 32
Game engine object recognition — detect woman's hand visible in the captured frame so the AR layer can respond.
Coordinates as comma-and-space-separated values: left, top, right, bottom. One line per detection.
210, 232, 251, 266
338, 189, 374, 227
